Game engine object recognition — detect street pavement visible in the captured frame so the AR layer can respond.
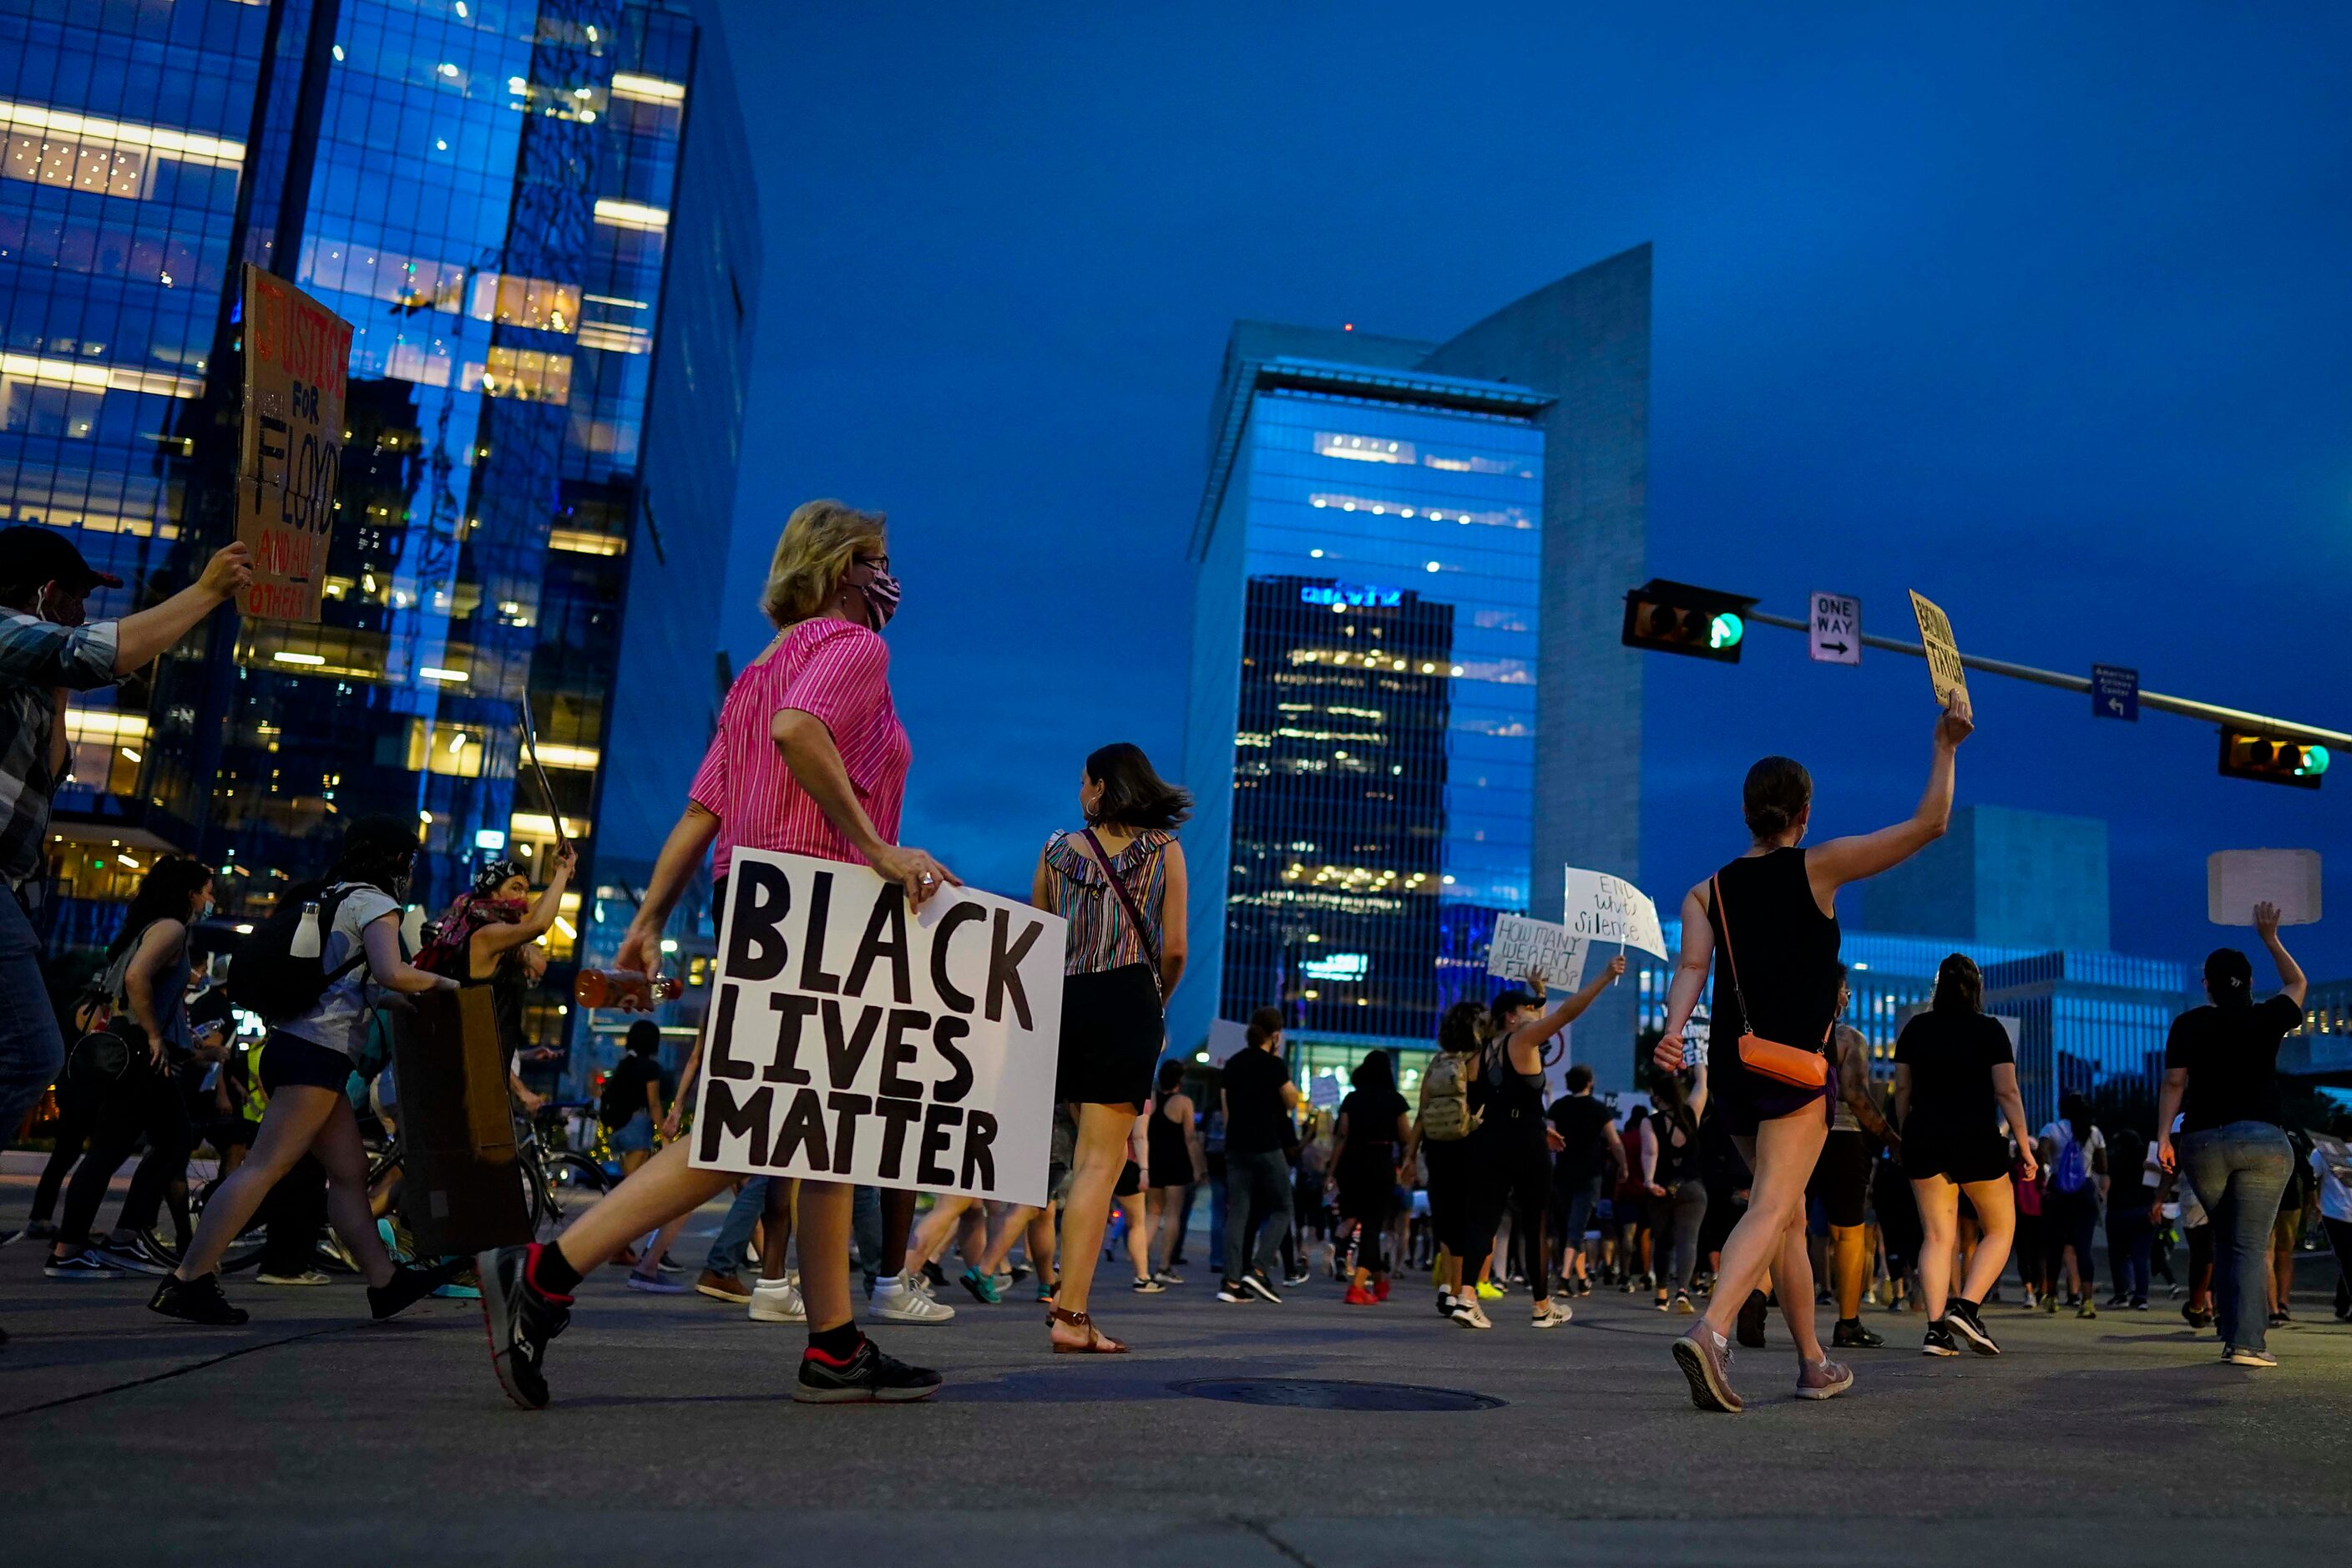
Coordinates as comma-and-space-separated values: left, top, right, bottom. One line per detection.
3, 1184, 2348, 1565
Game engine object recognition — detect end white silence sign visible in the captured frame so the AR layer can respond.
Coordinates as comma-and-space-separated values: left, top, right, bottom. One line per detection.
1562, 867, 1669, 960
687, 848, 1066, 1207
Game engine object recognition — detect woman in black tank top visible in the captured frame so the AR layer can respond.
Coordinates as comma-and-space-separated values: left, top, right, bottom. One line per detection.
1144, 1060, 1201, 1285
1655, 693, 1975, 1414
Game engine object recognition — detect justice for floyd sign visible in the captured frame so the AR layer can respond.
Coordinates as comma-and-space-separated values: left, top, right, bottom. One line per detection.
686, 848, 1065, 1207
236, 265, 352, 624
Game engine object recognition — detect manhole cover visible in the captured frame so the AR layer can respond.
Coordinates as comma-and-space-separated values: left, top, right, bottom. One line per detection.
1172, 1378, 1503, 1412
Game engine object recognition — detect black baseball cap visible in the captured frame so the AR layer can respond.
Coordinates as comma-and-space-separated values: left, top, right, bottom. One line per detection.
1, 525, 124, 591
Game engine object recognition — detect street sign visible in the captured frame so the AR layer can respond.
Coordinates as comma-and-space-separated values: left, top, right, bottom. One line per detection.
1808, 591, 1860, 665
2092, 664, 2139, 721
1907, 589, 1968, 708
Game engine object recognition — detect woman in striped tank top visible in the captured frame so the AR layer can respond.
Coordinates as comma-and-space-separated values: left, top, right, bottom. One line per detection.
1030, 742, 1191, 1353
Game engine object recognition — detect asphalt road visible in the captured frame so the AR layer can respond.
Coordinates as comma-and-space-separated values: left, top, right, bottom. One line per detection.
3, 1186, 2347, 1566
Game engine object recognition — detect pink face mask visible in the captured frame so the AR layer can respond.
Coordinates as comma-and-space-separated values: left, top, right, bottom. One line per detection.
857, 566, 901, 629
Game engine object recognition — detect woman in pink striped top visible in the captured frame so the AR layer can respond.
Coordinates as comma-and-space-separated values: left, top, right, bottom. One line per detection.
477, 500, 961, 1410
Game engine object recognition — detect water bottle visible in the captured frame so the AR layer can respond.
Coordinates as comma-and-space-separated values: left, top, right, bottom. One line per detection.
573, 969, 683, 1009
290, 900, 323, 959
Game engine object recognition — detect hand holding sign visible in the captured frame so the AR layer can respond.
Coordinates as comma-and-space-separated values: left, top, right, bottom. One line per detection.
1936, 690, 1975, 750
1908, 590, 1968, 710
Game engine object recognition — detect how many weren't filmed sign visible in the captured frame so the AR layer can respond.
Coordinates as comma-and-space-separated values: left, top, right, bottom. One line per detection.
688, 848, 1066, 1207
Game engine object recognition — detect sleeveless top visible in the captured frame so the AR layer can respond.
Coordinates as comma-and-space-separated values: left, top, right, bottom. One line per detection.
1148, 1089, 1191, 1180
1705, 847, 1842, 1060
1041, 827, 1173, 976
1484, 1033, 1549, 1147
1652, 1105, 1699, 1185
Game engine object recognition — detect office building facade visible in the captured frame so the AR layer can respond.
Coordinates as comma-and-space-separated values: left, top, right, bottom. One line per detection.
1863, 805, 2110, 951
1178, 248, 1651, 1090
4, 0, 757, 1060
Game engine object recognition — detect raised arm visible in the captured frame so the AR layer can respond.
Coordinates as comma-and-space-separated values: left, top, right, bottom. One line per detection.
615, 803, 721, 983
110, 544, 251, 673
1804, 695, 1973, 900
473, 843, 578, 966
1516, 955, 1627, 1048
2254, 901, 2306, 1006
1653, 884, 1717, 1072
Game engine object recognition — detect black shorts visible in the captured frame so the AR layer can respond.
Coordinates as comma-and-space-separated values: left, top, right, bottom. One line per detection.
1903, 1127, 2011, 1186
1054, 963, 1162, 1109
260, 1032, 357, 1095
1807, 1129, 1871, 1228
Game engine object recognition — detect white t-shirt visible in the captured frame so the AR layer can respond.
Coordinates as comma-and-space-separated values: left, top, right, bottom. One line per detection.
2040, 1120, 2106, 1163
272, 883, 401, 1058
2314, 1141, 2352, 1226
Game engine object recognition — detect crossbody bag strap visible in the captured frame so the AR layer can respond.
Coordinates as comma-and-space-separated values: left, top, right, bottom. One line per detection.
1708, 874, 1750, 1026
1080, 827, 1162, 974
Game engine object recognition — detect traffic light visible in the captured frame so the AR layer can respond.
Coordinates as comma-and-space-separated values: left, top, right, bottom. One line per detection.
2218, 727, 2329, 789
1621, 579, 1757, 663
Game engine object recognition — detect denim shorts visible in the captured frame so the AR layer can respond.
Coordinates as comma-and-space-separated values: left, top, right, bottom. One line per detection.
610, 1109, 655, 1153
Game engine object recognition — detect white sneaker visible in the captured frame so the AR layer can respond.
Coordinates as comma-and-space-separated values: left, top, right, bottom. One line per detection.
1450, 1297, 1493, 1330
871, 1274, 956, 1323
747, 1277, 807, 1323
1531, 1299, 1571, 1329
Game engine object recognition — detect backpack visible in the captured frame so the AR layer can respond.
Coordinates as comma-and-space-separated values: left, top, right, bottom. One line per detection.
1419, 1050, 1480, 1143
2051, 1128, 2092, 1196
598, 1060, 645, 1129
227, 881, 371, 1024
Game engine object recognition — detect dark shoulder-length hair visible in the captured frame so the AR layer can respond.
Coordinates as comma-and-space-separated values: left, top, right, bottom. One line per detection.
329, 813, 421, 898
1351, 1050, 1395, 1095
1438, 999, 1486, 1055
108, 856, 213, 959
1085, 742, 1192, 832
1931, 953, 1983, 1014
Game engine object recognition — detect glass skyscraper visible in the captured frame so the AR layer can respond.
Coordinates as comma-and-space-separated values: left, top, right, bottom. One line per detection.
3, 0, 757, 1063
1179, 250, 1654, 1091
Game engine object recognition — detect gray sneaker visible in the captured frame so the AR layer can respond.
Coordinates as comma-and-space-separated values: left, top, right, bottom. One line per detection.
1672, 1323, 1743, 1413
1796, 1356, 1854, 1400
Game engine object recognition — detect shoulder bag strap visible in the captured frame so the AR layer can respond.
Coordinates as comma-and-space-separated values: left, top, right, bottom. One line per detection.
1080, 828, 1163, 974
1708, 874, 1750, 1027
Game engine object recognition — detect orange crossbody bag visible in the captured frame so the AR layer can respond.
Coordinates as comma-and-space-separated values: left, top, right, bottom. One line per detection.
1710, 873, 1830, 1090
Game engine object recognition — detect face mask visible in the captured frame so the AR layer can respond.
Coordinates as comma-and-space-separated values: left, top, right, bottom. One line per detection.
198, 899, 215, 921
857, 567, 901, 629
36, 584, 85, 628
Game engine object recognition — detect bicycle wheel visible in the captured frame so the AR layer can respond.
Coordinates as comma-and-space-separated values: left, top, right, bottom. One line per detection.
546, 1152, 608, 1196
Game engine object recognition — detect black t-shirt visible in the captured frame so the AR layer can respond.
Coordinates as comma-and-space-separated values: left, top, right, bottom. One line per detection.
1894, 1010, 2013, 1141
2164, 994, 2302, 1133
1337, 1088, 1409, 1176
605, 1055, 670, 1119
1222, 1047, 1292, 1155
1547, 1095, 1616, 1182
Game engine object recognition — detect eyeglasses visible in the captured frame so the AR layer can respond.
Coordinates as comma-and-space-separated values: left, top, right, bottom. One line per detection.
853, 553, 891, 574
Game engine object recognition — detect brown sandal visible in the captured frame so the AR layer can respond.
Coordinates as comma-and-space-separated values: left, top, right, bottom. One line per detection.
1048, 1304, 1128, 1354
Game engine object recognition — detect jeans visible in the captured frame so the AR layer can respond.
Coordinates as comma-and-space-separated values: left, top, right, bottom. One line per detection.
852, 1185, 883, 1277
2180, 1121, 2294, 1353
2107, 1206, 2153, 1304
0, 891, 64, 1155
1223, 1149, 1291, 1285
58, 1054, 192, 1248
704, 1176, 768, 1275
2324, 1216, 2352, 1318
1646, 1179, 1709, 1294
1557, 1171, 1605, 1243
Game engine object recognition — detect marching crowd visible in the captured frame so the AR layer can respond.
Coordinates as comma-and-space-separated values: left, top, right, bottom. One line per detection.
3, 508, 2348, 1414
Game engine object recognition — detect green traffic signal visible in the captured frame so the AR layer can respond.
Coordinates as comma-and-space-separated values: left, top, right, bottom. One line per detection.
2295, 745, 2329, 777
1710, 612, 1744, 651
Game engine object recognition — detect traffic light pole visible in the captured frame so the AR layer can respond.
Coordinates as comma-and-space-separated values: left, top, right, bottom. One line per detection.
1743, 610, 2352, 751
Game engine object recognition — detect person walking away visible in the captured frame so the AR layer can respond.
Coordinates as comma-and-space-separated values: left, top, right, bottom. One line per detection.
1404, 1001, 1491, 1328
2038, 1093, 2106, 1317
1146, 1059, 1203, 1284
0, 534, 250, 1336
1329, 1051, 1410, 1304
150, 816, 461, 1324
1616, 1104, 1654, 1292
597, 1020, 695, 1294
2157, 903, 2304, 1368
2012, 1142, 2048, 1309
1480, 960, 1625, 1328
1031, 742, 1189, 1350
1810, 970, 1901, 1348
1546, 1065, 1623, 1297
2105, 1127, 2158, 1310
1219, 1007, 1297, 1304
2305, 1133, 2352, 1323
43, 856, 214, 1278
477, 500, 960, 1405
1893, 955, 2038, 1357
1642, 1065, 1711, 1313
1656, 691, 1975, 1412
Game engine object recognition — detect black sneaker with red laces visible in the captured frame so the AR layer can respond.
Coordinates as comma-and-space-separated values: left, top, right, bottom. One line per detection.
794, 1336, 944, 1404
478, 1244, 571, 1410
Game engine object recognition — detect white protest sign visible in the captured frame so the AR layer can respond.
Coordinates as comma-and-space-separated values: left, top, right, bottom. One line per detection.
1908, 589, 1968, 708
1204, 1017, 1250, 1065
687, 848, 1065, 1206
1486, 913, 1590, 989
2207, 849, 2321, 926
1808, 591, 1860, 666
1562, 867, 1668, 960
1684, 1003, 1712, 1067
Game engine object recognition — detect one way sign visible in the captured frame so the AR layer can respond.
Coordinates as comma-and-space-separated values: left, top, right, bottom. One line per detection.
1809, 591, 1861, 666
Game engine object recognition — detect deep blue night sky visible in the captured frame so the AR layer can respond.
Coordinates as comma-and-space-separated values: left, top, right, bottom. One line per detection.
706, 2, 2352, 980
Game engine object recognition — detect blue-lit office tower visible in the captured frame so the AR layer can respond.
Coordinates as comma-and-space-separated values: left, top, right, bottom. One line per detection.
1177, 248, 1651, 1087
2, 1, 757, 1053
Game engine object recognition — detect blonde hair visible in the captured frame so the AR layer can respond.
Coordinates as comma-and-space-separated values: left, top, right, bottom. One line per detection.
759, 499, 887, 627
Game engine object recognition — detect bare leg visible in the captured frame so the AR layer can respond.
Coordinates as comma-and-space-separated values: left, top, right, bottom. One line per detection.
1054, 1102, 1137, 1323
1028, 1203, 1058, 1288
905, 1196, 974, 1273
796, 1179, 855, 1331
550, 1139, 733, 1276
978, 1203, 1041, 1276
1148, 1186, 1186, 1274
758, 1178, 797, 1281
1956, 1176, 2016, 1304
310, 1096, 400, 1288
174, 1086, 341, 1282
1122, 1190, 1153, 1280
1910, 1176, 1960, 1320
1830, 1225, 1869, 1320
1770, 1211, 1826, 1360
635, 1209, 692, 1280
878, 1187, 916, 1278
1702, 1113, 1829, 1343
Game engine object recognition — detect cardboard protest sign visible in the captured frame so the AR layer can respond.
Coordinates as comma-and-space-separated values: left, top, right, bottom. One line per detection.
1486, 913, 1589, 989
1562, 868, 1668, 960
686, 848, 1065, 1206
1908, 589, 1968, 709
236, 265, 352, 623
2207, 849, 2321, 926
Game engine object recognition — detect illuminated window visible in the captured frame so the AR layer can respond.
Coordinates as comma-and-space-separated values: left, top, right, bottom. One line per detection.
1313, 432, 1416, 465
467, 346, 573, 403
468, 271, 583, 333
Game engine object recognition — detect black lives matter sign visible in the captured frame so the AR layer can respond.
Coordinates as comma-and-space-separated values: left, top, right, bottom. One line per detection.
687, 848, 1065, 1206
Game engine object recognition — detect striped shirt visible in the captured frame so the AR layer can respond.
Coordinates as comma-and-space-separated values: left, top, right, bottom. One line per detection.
689, 618, 909, 879
0, 610, 120, 884
1041, 828, 1172, 975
